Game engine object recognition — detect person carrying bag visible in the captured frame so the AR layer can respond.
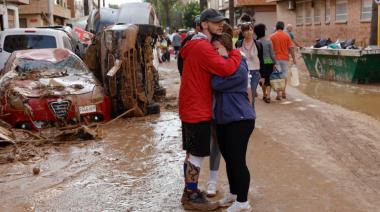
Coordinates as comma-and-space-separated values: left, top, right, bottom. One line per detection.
270, 66, 285, 100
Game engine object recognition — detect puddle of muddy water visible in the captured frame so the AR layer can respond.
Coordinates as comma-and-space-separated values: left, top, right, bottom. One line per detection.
20, 112, 185, 211
297, 76, 380, 120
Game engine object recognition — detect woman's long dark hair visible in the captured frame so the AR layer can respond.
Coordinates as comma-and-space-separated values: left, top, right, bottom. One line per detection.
211, 33, 233, 52
254, 23, 266, 39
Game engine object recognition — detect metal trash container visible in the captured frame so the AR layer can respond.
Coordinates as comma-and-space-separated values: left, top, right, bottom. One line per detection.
301, 47, 380, 84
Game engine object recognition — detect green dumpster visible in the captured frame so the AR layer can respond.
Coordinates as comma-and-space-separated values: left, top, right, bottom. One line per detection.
301, 48, 380, 84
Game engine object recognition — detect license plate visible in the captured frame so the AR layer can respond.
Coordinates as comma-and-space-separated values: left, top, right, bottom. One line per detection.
79, 105, 96, 114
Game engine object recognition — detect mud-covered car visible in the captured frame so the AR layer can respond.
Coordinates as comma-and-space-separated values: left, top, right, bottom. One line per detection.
85, 2, 164, 117
0, 48, 111, 130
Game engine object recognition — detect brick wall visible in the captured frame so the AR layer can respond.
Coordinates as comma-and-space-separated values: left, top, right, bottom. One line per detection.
276, 0, 371, 47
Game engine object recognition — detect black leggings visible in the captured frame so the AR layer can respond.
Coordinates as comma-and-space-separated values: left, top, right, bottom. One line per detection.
216, 120, 255, 202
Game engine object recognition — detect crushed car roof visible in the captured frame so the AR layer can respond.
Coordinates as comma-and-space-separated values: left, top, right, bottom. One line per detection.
14, 48, 74, 63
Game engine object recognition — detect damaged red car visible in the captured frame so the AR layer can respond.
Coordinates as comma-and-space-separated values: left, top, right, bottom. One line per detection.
0, 48, 111, 130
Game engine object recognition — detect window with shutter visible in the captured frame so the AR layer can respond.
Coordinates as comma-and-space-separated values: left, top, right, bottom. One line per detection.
314, 1, 321, 24
335, 0, 348, 22
296, 2, 304, 25
361, 0, 372, 21
305, 1, 312, 24
325, 0, 331, 23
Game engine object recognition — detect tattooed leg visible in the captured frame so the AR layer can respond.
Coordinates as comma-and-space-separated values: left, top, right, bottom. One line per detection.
184, 154, 204, 191
185, 160, 200, 191
184, 153, 189, 184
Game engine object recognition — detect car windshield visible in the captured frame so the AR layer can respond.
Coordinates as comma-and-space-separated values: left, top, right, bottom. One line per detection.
13, 54, 89, 77
3, 35, 57, 53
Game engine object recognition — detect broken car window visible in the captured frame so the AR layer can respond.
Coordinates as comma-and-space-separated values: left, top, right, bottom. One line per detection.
13, 55, 88, 77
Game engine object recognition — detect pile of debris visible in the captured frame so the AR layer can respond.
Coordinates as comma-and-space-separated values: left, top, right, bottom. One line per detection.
0, 120, 101, 164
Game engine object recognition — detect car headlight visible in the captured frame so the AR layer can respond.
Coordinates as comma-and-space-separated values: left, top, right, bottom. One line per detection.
91, 85, 104, 103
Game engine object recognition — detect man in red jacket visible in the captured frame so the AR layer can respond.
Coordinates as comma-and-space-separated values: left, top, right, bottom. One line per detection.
179, 8, 242, 210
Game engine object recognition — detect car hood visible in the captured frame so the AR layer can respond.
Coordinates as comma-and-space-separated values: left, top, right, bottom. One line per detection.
5, 73, 98, 98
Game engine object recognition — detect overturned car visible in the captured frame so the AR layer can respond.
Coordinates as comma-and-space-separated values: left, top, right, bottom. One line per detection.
0, 48, 111, 130
85, 2, 165, 117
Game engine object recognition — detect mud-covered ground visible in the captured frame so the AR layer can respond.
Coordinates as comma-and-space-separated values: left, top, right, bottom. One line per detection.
0, 59, 379, 212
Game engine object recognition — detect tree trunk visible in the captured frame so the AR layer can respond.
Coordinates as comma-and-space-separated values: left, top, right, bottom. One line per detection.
200, 0, 207, 12
229, 0, 235, 27
369, 1, 378, 45
84, 0, 89, 15
163, 0, 170, 28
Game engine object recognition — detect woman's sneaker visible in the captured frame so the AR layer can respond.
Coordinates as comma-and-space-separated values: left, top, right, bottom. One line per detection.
206, 182, 217, 197
218, 193, 237, 207
226, 201, 252, 212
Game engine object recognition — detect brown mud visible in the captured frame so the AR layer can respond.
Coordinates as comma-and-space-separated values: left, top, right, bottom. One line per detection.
296, 56, 380, 120
0, 60, 379, 211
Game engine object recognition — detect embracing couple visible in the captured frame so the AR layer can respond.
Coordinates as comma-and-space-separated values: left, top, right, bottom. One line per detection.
179, 8, 255, 212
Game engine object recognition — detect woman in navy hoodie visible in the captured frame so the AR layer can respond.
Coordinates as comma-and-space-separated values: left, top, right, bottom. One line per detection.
211, 33, 255, 211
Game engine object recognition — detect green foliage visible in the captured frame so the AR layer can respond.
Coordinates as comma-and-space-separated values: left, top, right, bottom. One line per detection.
144, 0, 200, 29
183, 2, 200, 28
108, 4, 119, 9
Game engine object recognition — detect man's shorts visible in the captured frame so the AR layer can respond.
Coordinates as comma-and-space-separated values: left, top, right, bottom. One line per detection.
174, 46, 180, 51
182, 121, 211, 157
276, 60, 289, 78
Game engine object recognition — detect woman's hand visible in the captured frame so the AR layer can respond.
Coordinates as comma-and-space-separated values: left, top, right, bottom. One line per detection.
217, 46, 228, 57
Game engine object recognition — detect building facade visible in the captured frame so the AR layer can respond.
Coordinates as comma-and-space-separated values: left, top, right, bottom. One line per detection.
18, 0, 95, 27
67, 0, 96, 18
18, 0, 71, 27
271, 0, 372, 47
0, 0, 30, 30
208, 0, 276, 31
236, 0, 276, 32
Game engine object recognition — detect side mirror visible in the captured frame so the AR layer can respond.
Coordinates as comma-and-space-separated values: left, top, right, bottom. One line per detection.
0, 48, 2, 53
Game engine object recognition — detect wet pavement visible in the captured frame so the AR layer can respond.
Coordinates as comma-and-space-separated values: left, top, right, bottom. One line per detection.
0, 59, 380, 211
296, 59, 380, 120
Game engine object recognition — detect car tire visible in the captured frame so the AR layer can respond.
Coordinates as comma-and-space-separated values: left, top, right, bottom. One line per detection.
147, 103, 160, 115
154, 87, 166, 97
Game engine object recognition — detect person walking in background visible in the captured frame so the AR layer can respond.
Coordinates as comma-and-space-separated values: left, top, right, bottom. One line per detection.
236, 13, 254, 42
270, 21, 296, 100
158, 32, 171, 63
232, 26, 240, 47
236, 23, 263, 108
211, 33, 255, 212
285, 24, 302, 48
254, 23, 276, 103
172, 29, 182, 59
179, 8, 241, 210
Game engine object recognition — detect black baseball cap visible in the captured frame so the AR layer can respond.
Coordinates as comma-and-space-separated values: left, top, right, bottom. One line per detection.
200, 9, 228, 23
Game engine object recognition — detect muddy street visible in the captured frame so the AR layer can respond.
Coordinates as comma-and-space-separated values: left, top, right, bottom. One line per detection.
0, 60, 380, 212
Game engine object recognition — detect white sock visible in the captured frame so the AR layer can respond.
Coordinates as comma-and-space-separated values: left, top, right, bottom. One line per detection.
209, 170, 218, 183
188, 154, 204, 168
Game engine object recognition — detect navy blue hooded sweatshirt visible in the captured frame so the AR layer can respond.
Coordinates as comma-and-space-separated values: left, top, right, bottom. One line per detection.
212, 58, 256, 124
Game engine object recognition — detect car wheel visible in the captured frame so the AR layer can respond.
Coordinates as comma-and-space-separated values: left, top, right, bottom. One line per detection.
147, 103, 160, 115
154, 87, 166, 97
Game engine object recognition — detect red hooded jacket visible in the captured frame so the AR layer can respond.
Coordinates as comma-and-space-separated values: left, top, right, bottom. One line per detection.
179, 36, 241, 123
